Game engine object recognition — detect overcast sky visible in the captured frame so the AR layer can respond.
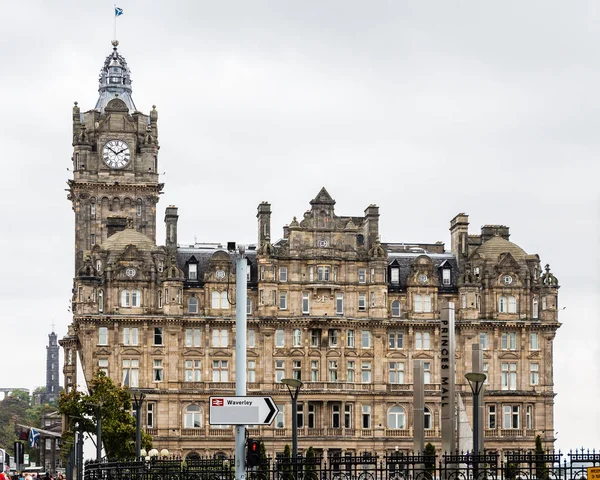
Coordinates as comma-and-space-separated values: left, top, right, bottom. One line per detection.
1, 1, 598, 450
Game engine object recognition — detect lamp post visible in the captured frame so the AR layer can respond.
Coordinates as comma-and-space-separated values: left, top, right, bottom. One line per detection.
131, 390, 146, 458
465, 372, 487, 478
281, 378, 303, 478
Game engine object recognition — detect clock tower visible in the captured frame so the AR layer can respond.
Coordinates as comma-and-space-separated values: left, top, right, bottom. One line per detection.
67, 40, 163, 273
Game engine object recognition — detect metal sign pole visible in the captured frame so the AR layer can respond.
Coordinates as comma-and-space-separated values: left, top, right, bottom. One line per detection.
235, 250, 248, 480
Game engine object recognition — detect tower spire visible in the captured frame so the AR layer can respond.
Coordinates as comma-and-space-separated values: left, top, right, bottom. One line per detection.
94, 40, 136, 113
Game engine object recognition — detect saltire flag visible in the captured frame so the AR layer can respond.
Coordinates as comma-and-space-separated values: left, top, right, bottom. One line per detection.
29, 428, 40, 448
115, 6, 123, 16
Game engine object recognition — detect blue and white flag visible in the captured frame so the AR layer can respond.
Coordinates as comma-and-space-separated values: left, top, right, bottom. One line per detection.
29, 428, 40, 448
115, 6, 123, 16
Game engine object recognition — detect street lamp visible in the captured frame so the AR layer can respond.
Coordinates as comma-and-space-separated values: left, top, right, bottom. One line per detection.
131, 390, 146, 458
281, 378, 303, 477
465, 371, 487, 477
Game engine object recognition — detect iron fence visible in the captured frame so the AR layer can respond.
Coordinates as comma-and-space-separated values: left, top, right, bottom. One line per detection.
84, 449, 600, 480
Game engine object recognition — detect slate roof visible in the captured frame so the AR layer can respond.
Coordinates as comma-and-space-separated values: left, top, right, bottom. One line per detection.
176, 245, 258, 285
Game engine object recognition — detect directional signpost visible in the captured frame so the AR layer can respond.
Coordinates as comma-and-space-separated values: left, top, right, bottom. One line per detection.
209, 396, 278, 425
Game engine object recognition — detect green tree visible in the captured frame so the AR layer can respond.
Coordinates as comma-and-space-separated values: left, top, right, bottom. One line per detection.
304, 446, 318, 480
58, 371, 152, 460
535, 435, 548, 480
281, 444, 292, 480
0, 390, 43, 464
258, 440, 268, 474
424, 442, 436, 478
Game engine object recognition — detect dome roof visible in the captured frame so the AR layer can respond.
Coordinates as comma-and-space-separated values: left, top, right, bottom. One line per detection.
94, 41, 137, 113
474, 236, 527, 262
101, 228, 157, 252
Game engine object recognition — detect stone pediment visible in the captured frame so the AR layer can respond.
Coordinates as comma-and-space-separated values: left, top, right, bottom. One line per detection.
212, 349, 232, 357
345, 350, 358, 357
326, 350, 341, 357
496, 252, 520, 274
183, 348, 203, 356
151, 347, 164, 355
483, 351, 492, 359
498, 351, 520, 360
247, 350, 259, 358
274, 349, 285, 356
122, 347, 141, 355
527, 351, 541, 359
386, 352, 408, 359
308, 349, 322, 357
289, 348, 304, 356
96, 347, 111, 355
359, 351, 374, 358
413, 351, 433, 360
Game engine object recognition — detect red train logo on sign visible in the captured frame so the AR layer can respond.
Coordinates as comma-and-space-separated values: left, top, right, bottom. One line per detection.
211, 398, 224, 406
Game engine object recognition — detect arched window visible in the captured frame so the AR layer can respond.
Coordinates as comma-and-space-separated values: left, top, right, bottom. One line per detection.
424, 406, 432, 429
184, 405, 202, 428
388, 406, 406, 429
414, 294, 422, 312
98, 290, 104, 313
131, 289, 141, 307
498, 296, 507, 313
188, 297, 198, 314
136, 199, 142, 217
221, 291, 229, 309
211, 291, 220, 309
391, 300, 400, 317
532, 297, 539, 319
508, 296, 517, 313
121, 290, 130, 307
158, 290, 163, 308
423, 295, 432, 313
246, 297, 252, 315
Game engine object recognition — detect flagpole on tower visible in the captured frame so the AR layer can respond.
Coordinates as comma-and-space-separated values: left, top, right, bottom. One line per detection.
114, 5, 123, 42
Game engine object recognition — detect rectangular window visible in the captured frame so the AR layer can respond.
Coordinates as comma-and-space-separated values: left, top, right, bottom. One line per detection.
212, 360, 229, 382
247, 329, 256, 348
347, 361, 355, 382
329, 360, 338, 381
391, 268, 400, 284
347, 329, 355, 348
358, 293, 366, 311
461, 294, 467, 309
358, 268, 366, 283
479, 332, 488, 349
336, 293, 344, 314
184, 359, 202, 382
501, 332, 517, 350
370, 268, 375, 283
292, 360, 302, 380
508, 296, 517, 313
328, 329, 339, 347
185, 328, 201, 347
361, 361, 372, 383
279, 266, 288, 282
311, 360, 319, 381
90, 233, 95, 246
260, 266, 265, 280
272, 290, 277, 306
423, 361, 431, 384
248, 360, 256, 383
344, 404, 353, 428
361, 330, 371, 348
317, 266, 330, 281
158, 290, 163, 308
122, 359, 139, 387
389, 361, 404, 384
332, 404, 341, 428
188, 264, 197, 280
275, 329, 285, 348
275, 359, 285, 382
212, 329, 228, 347
147, 402, 155, 429
309, 267, 314, 282
370, 292, 375, 307
389, 331, 404, 349
503, 405, 520, 429
98, 327, 108, 345
530, 363, 539, 385
293, 329, 302, 347
98, 359, 109, 375
279, 292, 288, 310
311, 329, 321, 347
423, 294, 432, 312
153, 359, 163, 382
415, 332, 430, 350
123, 327, 139, 346
275, 405, 284, 428
442, 269, 451, 285
302, 292, 310, 314
362, 405, 371, 428
246, 297, 252, 314
488, 405, 496, 429
154, 327, 163, 345
297, 403, 304, 428
529, 332, 539, 350
333, 267, 338, 282
259, 289, 264, 305
526, 405, 533, 429
501, 362, 517, 391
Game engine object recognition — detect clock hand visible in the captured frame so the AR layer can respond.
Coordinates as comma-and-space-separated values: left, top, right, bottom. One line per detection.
106, 146, 119, 155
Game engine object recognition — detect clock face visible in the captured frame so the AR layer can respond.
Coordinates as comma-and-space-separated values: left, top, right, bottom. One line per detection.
102, 139, 131, 169
216, 270, 226, 280
418, 273, 428, 284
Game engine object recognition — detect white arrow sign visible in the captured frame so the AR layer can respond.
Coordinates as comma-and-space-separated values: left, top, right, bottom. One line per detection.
209, 396, 279, 425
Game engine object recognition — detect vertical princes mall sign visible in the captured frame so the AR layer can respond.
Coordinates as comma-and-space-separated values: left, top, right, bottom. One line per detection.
440, 302, 456, 453
209, 396, 279, 425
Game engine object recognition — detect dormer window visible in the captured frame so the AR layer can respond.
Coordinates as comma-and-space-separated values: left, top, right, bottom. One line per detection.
317, 266, 330, 281
158, 260, 164, 273
473, 267, 480, 277
442, 268, 451, 285
188, 264, 197, 280
391, 268, 400, 284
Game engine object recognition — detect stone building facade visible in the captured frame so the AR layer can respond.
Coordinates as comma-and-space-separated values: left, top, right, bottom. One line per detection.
61, 42, 560, 459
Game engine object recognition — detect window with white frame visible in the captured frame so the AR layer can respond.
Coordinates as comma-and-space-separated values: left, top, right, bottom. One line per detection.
246, 297, 252, 315
358, 268, 366, 283
185, 328, 201, 347
188, 264, 197, 280
501, 362, 517, 390
336, 293, 344, 314
503, 405, 520, 429
499, 296, 507, 313
328, 329, 339, 347
293, 329, 302, 347
90, 202, 96, 218
530, 363, 539, 385
344, 404, 353, 428
347, 329, 355, 348
442, 268, 451, 285
184, 359, 201, 382
479, 332, 488, 349
98, 327, 108, 345
501, 332, 517, 350
302, 292, 310, 314
362, 405, 371, 428
158, 290, 163, 308
279, 292, 288, 310
279, 266, 288, 282
347, 361, 355, 383
153, 359, 163, 382
414, 294, 422, 312
121, 290, 130, 307
212, 329, 228, 347
423, 361, 432, 384
98, 289, 104, 313
361, 330, 371, 348
529, 333, 539, 350
184, 405, 202, 428
391, 300, 400, 317
332, 404, 341, 428
275, 360, 285, 382
361, 361, 372, 383
188, 297, 198, 314
370, 268, 375, 283
147, 402, 155, 429
212, 360, 229, 381
461, 294, 467, 309
389, 331, 404, 349
415, 332, 430, 350
260, 266, 265, 281
248, 360, 256, 382
423, 294, 432, 312
388, 406, 407, 429
123, 327, 139, 346
424, 406, 433, 429
154, 327, 163, 345
487, 405, 496, 429
391, 267, 400, 284
358, 293, 367, 311
211, 291, 230, 309
275, 329, 285, 348
532, 297, 539, 318
122, 359, 139, 387
508, 295, 517, 313
311, 329, 321, 347
526, 405, 533, 429
247, 329, 256, 348
389, 361, 404, 384
317, 266, 330, 281
311, 360, 319, 381
272, 290, 277, 306
297, 403, 304, 428
98, 358, 109, 375
329, 360, 338, 381
292, 360, 302, 380
333, 266, 339, 282
370, 292, 375, 307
